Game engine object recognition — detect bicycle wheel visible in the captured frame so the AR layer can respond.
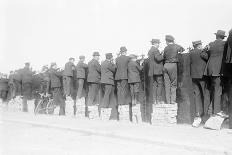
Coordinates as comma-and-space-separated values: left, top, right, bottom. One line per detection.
46, 99, 55, 114
34, 99, 46, 115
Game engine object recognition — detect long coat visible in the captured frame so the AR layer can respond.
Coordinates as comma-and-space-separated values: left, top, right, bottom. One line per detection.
63, 62, 75, 77
101, 60, 116, 85
48, 69, 63, 89
87, 59, 101, 83
115, 55, 130, 80
190, 49, 207, 79
20, 67, 33, 84
128, 61, 142, 83
148, 46, 164, 76
203, 39, 226, 76
76, 61, 88, 79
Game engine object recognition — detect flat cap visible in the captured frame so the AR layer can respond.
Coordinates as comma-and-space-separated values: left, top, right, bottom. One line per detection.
79, 55, 85, 59
150, 39, 160, 44
93, 51, 100, 56
214, 30, 226, 37
165, 35, 175, 42
105, 53, 113, 59
192, 40, 202, 46
120, 46, 127, 53
51, 62, 57, 67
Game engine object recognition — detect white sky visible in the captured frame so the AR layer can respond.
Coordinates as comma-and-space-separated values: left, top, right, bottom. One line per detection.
0, 0, 232, 74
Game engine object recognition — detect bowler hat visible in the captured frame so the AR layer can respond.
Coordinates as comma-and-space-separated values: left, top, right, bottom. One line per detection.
79, 55, 85, 59
192, 40, 202, 46
214, 30, 226, 37
165, 35, 175, 42
150, 39, 160, 44
25, 62, 30, 66
51, 62, 57, 67
105, 53, 113, 59
120, 46, 127, 53
93, 51, 100, 56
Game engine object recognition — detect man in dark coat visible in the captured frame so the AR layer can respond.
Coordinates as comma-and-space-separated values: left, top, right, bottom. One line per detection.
8, 71, 15, 100
147, 39, 164, 104
163, 35, 184, 104
87, 52, 101, 106
221, 29, 232, 128
201, 30, 227, 117
190, 40, 208, 127
63, 57, 75, 98
20, 62, 34, 112
0, 75, 8, 102
115, 46, 131, 105
47, 63, 65, 115
13, 69, 22, 96
128, 54, 142, 105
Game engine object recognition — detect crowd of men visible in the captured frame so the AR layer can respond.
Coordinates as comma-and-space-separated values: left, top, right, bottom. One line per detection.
0, 29, 232, 128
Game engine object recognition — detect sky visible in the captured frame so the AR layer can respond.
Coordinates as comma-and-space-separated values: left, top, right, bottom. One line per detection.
0, 0, 232, 74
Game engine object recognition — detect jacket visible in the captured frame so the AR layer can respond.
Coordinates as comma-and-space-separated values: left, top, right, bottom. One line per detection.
76, 61, 88, 79
128, 61, 142, 83
63, 62, 75, 77
87, 59, 101, 83
115, 55, 130, 80
101, 60, 116, 85
163, 44, 184, 63
148, 46, 164, 76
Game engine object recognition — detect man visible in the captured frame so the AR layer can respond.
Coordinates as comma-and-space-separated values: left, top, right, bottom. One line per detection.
0, 74, 8, 102
20, 62, 33, 112
221, 29, 232, 128
87, 52, 101, 106
115, 46, 131, 105
47, 63, 65, 115
148, 39, 164, 104
163, 35, 184, 104
201, 30, 227, 117
190, 40, 208, 127
13, 69, 22, 96
63, 57, 75, 98
128, 54, 142, 105
8, 71, 15, 100
74, 55, 88, 115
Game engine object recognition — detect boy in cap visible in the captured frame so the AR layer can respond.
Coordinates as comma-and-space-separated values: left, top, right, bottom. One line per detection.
47, 62, 65, 115
201, 30, 228, 118
163, 35, 184, 104
148, 39, 164, 104
128, 54, 143, 105
63, 57, 75, 99
190, 40, 209, 127
73, 55, 88, 115
115, 46, 131, 105
87, 52, 101, 106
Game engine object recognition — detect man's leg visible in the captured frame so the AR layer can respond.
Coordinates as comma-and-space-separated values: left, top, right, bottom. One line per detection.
164, 64, 171, 104
212, 76, 222, 114
76, 79, 84, 99
156, 75, 164, 103
228, 79, 232, 129
87, 83, 98, 106
101, 84, 112, 108
169, 63, 177, 104
193, 79, 203, 117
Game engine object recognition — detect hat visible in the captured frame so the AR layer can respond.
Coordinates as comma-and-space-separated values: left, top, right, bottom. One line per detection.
93, 51, 100, 56
79, 55, 85, 59
150, 39, 160, 44
69, 57, 75, 61
51, 62, 57, 67
165, 35, 175, 42
214, 30, 226, 37
129, 54, 138, 59
192, 40, 202, 46
25, 62, 30, 66
120, 46, 127, 53
105, 53, 113, 59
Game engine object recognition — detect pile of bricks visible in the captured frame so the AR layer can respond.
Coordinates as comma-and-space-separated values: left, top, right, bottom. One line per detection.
151, 103, 177, 125
100, 108, 111, 121
118, 105, 130, 122
75, 98, 86, 118
88, 106, 100, 120
132, 104, 142, 123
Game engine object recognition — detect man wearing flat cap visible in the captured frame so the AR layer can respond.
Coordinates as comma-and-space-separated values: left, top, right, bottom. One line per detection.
115, 46, 131, 106
47, 62, 65, 115
190, 40, 209, 127
87, 52, 101, 106
147, 39, 164, 104
73, 55, 88, 115
63, 57, 75, 99
20, 62, 34, 112
201, 30, 227, 118
163, 35, 184, 104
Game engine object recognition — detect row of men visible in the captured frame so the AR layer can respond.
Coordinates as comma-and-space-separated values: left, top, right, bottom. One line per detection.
2, 29, 232, 127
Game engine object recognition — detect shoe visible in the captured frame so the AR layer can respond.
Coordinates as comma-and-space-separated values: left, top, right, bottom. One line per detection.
216, 111, 229, 118
192, 117, 202, 127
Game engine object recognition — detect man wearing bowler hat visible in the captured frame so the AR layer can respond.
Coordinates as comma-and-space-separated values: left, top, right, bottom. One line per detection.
148, 39, 164, 104
87, 52, 101, 106
63, 57, 75, 99
190, 40, 209, 127
115, 46, 131, 106
201, 30, 227, 118
163, 35, 184, 104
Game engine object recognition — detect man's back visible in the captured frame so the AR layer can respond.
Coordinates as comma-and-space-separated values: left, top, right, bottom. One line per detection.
63, 62, 75, 77
87, 59, 101, 83
115, 55, 130, 80
164, 44, 184, 63
101, 60, 115, 85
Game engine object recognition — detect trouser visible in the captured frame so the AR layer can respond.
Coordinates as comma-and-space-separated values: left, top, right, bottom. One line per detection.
76, 78, 85, 99
63, 76, 72, 96
164, 63, 177, 104
8, 84, 15, 100
152, 75, 163, 103
15, 80, 21, 96
101, 84, 116, 108
87, 83, 100, 106
209, 76, 222, 114
116, 80, 131, 105
52, 87, 65, 115
0, 90, 8, 102
129, 82, 140, 105
22, 83, 32, 112
192, 78, 207, 117
228, 80, 232, 129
